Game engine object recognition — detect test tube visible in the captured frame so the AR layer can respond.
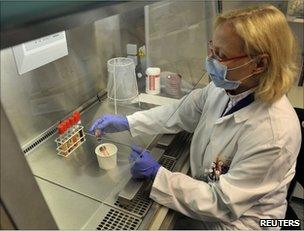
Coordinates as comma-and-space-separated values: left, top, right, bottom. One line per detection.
69, 116, 79, 145
73, 111, 84, 141
64, 119, 73, 151
57, 123, 68, 156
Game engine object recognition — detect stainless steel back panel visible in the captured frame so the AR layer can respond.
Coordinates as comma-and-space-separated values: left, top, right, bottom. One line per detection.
1, 9, 144, 147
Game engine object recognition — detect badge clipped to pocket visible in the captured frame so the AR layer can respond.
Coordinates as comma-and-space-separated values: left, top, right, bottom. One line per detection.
206, 156, 231, 182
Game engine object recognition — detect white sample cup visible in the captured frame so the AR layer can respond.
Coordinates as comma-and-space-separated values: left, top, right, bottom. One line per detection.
95, 143, 118, 170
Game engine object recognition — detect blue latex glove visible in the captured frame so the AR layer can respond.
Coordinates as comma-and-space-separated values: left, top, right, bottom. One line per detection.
129, 145, 161, 180
89, 114, 129, 134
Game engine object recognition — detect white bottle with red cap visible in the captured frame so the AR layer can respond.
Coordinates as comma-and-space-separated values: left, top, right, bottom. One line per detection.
146, 67, 161, 95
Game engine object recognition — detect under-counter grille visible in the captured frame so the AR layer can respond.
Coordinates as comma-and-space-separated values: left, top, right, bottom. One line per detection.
159, 155, 176, 171
96, 208, 141, 230
22, 127, 57, 154
163, 131, 192, 159
114, 190, 152, 217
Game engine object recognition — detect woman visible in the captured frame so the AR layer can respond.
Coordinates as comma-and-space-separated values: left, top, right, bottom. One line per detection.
90, 5, 301, 229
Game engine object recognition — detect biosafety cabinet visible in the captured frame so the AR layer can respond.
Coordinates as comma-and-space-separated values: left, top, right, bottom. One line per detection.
0, 1, 302, 230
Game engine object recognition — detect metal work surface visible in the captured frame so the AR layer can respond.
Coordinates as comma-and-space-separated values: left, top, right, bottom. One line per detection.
25, 95, 192, 230
28, 133, 132, 202
35, 177, 101, 229
26, 100, 156, 203
117, 147, 165, 207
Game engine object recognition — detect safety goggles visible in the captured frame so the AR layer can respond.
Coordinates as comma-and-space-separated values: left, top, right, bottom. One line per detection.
208, 40, 248, 62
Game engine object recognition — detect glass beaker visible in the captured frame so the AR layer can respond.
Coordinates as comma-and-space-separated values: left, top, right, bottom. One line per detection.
107, 57, 138, 107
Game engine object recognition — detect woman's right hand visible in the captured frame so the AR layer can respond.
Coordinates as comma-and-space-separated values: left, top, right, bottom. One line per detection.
89, 114, 129, 135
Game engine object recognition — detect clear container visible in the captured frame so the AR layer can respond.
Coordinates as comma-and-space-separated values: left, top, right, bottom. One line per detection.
165, 73, 181, 97
107, 57, 139, 102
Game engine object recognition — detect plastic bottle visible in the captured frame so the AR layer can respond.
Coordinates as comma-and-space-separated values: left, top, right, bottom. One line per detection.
165, 73, 182, 97
146, 67, 161, 94
136, 48, 146, 92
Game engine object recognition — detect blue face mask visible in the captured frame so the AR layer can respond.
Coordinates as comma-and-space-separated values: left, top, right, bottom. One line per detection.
205, 57, 255, 90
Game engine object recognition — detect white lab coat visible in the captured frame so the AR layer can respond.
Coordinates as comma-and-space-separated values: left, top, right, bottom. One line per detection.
127, 82, 301, 229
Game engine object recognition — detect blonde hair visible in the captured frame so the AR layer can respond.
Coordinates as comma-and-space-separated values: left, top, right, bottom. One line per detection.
215, 5, 300, 103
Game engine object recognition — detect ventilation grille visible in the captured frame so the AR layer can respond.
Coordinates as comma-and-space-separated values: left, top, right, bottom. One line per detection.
114, 190, 152, 217
113, 155, 177, 218
96, 208, 141, 230
22, 127, 57, 154
163, 132, 192, 159
159, 155, 176, 171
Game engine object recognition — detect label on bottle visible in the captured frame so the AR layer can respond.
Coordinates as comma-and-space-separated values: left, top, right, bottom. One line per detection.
146, 74, 160, 94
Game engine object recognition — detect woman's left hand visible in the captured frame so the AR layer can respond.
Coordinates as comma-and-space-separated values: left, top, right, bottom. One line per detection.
129, 145, 161, 180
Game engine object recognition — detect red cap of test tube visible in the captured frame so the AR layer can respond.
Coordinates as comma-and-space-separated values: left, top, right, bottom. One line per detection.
65, 120, 71, 130
58, 123, 65, 134
69, 116, 75, 126
73, 111, 80, 123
